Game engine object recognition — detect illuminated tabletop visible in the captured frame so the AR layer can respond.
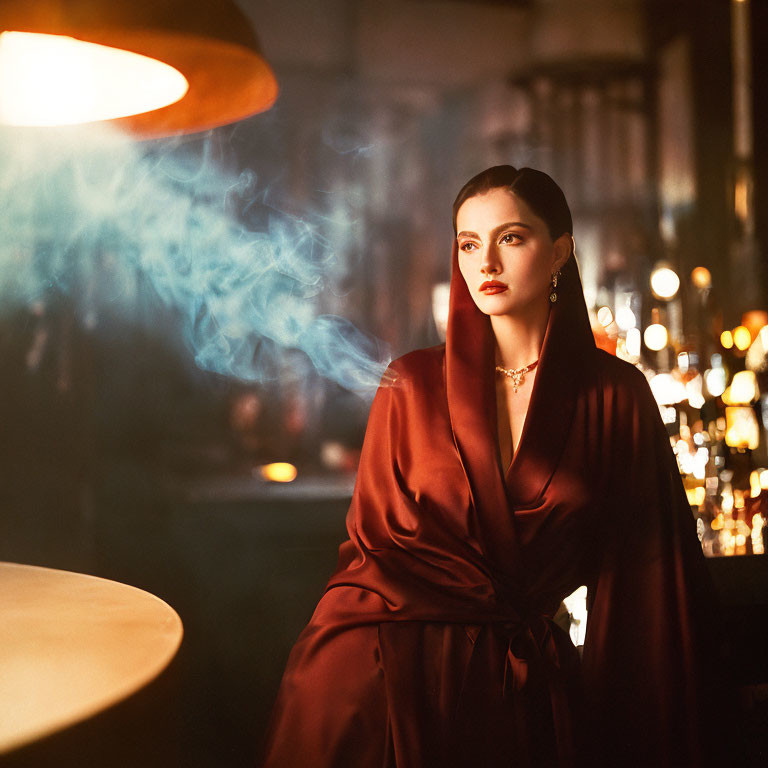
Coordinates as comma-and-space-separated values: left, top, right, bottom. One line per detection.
0, 562, 183, 754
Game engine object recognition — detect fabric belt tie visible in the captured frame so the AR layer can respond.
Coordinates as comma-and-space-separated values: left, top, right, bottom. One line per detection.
497, 615, 579, 765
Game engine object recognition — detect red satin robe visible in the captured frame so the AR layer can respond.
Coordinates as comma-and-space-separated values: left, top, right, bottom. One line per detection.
259, 244, 737, 767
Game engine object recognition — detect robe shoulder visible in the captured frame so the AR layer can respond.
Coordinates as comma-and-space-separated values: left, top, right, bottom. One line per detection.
384, 343, 445, 391
593, 347, 661, 422
360, 343, 446, 446
593, 346, 652, 395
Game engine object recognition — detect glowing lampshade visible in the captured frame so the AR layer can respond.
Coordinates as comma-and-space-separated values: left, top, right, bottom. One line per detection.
0, 32, 188, 126
0, 0, 278, 138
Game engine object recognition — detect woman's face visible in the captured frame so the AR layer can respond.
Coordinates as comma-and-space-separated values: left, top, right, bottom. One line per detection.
455, 187, 571, 317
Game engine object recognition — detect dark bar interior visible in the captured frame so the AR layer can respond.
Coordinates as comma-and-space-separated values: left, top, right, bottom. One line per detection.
0, 0, 766, 765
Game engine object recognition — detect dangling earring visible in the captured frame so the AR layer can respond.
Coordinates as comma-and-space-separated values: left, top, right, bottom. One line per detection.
549, 270, 561, 303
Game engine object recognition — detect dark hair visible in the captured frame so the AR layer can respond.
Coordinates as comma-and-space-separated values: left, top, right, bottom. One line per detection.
451, 165, 573, 241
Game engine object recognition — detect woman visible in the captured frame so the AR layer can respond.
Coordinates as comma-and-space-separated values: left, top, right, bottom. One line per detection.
259, 166, 737, 767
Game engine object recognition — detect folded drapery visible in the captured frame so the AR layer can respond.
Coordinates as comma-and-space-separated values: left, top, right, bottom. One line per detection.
259, 245, 740, 767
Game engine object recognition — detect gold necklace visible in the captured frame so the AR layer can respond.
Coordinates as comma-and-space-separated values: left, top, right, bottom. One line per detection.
495, 359, 539, 393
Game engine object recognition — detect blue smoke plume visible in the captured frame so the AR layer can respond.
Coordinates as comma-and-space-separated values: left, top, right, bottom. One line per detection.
0, 124, 390, 394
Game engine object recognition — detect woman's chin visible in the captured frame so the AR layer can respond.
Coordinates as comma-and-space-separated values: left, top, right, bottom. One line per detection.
473, 294, 547, 317
473, 297, 518, 316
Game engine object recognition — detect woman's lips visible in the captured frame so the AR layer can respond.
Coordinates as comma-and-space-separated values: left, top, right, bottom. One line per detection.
480, 281, 508, 294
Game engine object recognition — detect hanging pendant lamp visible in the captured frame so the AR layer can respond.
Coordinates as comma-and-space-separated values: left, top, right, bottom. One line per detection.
0, 0, 278, 138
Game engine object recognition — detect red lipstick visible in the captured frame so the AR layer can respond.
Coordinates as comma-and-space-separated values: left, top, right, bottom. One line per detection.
479, 280, 508, 294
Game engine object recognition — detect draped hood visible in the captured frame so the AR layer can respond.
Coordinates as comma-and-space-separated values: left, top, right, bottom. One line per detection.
445, 240, 598, 599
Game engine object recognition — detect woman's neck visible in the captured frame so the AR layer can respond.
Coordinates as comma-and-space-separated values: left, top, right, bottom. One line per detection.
490, 299, 551, 370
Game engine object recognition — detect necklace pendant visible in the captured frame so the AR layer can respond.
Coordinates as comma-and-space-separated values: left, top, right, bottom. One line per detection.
495, 360, 537, 393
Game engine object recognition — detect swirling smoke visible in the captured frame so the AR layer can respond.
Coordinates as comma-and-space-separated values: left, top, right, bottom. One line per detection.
0, 124, 390, 394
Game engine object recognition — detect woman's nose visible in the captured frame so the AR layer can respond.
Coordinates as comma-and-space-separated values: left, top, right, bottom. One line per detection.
480, 249, 501, 275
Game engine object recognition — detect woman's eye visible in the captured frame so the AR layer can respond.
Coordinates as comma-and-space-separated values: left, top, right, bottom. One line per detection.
500, 232, 521, 244
459, 241, 478, 252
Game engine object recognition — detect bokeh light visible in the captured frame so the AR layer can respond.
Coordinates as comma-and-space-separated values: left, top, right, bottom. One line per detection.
732, 325, 752, 351
258, 462, 298, 483
691, 266, 712, 290
650, 265, 680, 299
644, 323, 668, 351
615, 306, 636, 330
724, 370, 759, 404
597, 306, 614, 327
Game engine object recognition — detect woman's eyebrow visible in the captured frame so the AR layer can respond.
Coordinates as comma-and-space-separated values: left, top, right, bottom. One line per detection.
457, 221, 532, 239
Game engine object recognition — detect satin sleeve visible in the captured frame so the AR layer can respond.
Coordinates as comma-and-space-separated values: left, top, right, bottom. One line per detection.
334, 363, 410, 557
580, 366, 742, 767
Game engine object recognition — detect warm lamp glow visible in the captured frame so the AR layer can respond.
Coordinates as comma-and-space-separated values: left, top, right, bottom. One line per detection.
720, 330, 734, 349
0, 0, 278, 138
259, 462, 298, 483
0, 31, 189, 126
644, 323, 668, 351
